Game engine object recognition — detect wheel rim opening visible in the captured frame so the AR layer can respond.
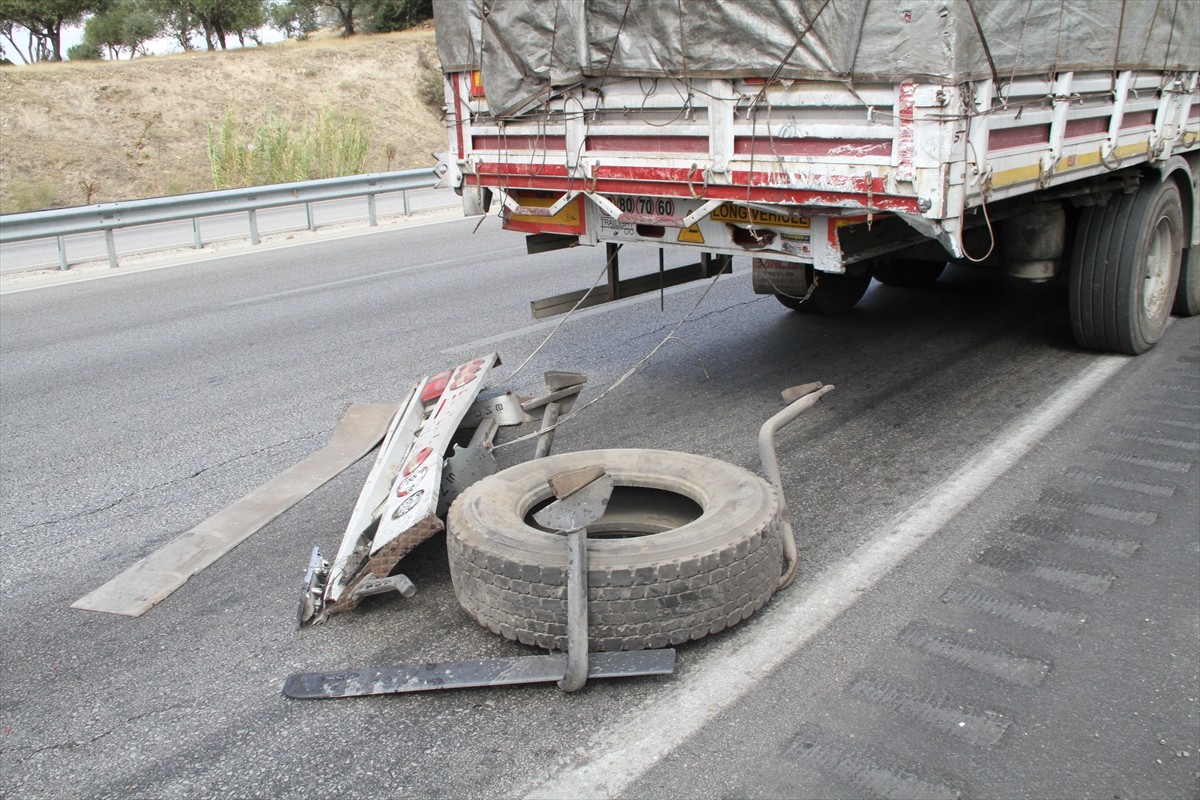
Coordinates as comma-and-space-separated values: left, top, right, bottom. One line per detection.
525, 486, 704, 538
1143, 214, 1176, 319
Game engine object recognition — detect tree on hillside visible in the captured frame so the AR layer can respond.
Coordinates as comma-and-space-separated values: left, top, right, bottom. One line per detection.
0, 0, 100, 61
274, 0, 428, 39
317, 0, 357, 37
77, 0, 163, 58
153, 2, 196, 50
1, 18, 43, 62
148, 0, 263, 51
267, 0, 316, 40
365, 0, 428, 33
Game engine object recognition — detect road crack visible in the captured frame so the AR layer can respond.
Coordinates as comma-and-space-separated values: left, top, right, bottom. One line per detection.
14, 433, 323, 532
4, 705, 190, 763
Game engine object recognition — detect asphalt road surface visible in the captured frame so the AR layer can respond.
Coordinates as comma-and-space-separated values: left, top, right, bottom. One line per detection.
1, 213, 1197, 799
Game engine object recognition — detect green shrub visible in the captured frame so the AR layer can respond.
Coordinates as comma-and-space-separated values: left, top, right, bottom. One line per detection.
68, 41, 102, 61
207, 109, 250, 189
8, 180, 61, 212
207, 107, 372, 189
416, 47, 443, 113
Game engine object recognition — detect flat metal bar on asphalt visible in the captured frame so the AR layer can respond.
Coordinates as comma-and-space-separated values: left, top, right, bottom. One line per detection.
282, 650, 677, 699
70, 402, 399, 618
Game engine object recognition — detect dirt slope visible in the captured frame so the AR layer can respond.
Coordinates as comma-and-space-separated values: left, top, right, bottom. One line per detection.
0, 29, 447, 214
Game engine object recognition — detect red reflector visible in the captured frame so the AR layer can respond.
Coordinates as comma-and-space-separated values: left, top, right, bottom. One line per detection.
421, 371, 451, 404
469, 70, 485, 98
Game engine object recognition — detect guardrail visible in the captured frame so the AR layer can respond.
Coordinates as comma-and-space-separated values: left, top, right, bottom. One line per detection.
0, 167, 441, 270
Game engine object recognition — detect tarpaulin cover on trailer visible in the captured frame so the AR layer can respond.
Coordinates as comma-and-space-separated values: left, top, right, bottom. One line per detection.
433, 0, 1200, 117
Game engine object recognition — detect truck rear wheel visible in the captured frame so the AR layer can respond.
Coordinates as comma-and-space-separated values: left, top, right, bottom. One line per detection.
446, 449, 783, 652
871, 258, 946, 288
1069, 178, 1183, 355
776, 269, 872, 314
1173, 246, 1199, 317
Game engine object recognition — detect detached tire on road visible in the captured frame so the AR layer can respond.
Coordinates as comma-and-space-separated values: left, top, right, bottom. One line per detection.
446, 449, 783, 652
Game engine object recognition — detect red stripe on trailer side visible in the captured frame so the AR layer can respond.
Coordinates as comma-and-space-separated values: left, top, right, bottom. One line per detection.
478, 161, 900, 193
988, 124, 1051, 151
733, 137, 893, 158
473, 135, 568, 151
1122, 110, 1158, 128
480, 162, 571, 177
586, 135, 710, 154
896, 81, 915, 181
1064, 117, 1109, 139
473, 166, 921, 212
452, 74, 466, 160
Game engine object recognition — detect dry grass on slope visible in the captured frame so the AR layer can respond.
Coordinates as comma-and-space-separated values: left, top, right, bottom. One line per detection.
0, 29, 447, 214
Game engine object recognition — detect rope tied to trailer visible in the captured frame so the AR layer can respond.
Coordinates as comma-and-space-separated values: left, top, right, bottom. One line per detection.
493, 264, 730, 452
502, 247, 620, 384
962, 0, 1001, 89
686, 164, 706, 199
744, 0, 836, 211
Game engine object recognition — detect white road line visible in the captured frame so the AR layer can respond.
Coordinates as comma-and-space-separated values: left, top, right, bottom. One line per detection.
222, 247, 526, 307
522, 353, 1128, 800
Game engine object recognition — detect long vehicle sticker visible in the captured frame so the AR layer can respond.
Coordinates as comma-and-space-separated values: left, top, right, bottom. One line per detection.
711, 204, 811, 229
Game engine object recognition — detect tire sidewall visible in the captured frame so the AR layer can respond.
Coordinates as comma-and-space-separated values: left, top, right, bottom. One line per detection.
1125, 181, 1183, 352
446, 448, 785, 651
448, 448, 779, 571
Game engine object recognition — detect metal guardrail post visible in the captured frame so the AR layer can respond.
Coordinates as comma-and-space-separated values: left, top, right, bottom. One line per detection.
192, 218, 203, 249
104, 229, 118, 269
402, 190, 411, 217
305, 203, 316, 232
368, 194, 378, 227
248, 209, 260, 245
56, 236, 68, 271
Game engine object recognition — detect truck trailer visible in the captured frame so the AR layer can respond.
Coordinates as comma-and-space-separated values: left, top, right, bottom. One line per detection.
432, 0, 1200, 355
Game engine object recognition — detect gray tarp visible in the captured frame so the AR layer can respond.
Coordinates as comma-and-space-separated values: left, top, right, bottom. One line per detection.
433, 0, 1200, 118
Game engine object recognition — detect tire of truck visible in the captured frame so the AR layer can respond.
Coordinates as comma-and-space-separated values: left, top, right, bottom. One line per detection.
871, 258, 946, 288
775, 268, 873, 314
1173, 245, 1199, 317
1068, 177, 1184, 355
446, 448, 784, 652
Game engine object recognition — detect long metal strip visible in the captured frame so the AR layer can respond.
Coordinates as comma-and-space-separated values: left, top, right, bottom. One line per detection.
71, 402, 400, 618
282, 650, 677, 699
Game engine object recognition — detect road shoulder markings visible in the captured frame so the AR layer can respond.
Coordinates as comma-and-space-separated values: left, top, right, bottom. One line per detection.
523, 355, 1127, 800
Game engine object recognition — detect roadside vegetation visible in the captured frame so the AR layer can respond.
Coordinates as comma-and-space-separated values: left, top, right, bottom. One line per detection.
0, 18, 445, 213
207, 107, 372, 188
0, 0, 433, 63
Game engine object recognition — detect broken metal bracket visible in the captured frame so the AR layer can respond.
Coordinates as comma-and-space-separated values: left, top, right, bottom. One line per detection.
534, 466, 614, 692
348, 573, 417, 602
524, 372, 587, 461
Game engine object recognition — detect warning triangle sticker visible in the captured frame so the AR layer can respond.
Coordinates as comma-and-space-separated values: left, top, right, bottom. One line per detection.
677, 224, 704, 244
